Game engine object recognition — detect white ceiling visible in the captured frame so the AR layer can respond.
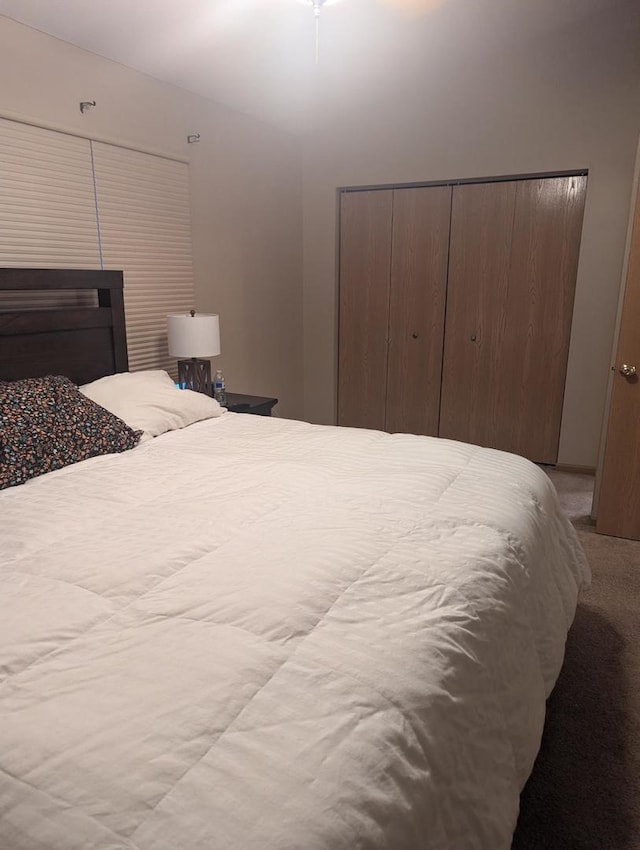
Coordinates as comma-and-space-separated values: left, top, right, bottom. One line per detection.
0, 0, 632, 132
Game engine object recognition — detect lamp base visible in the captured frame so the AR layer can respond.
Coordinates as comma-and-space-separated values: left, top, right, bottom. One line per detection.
177, 358, 212, 395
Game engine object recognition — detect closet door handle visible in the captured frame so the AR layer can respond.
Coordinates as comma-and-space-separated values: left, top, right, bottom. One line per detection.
411, 332, 419, 339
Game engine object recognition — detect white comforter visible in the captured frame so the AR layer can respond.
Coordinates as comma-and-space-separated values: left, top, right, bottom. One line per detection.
0, 415, 589, 850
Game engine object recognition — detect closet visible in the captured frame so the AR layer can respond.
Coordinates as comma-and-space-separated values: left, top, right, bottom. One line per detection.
337, 174, 587, 464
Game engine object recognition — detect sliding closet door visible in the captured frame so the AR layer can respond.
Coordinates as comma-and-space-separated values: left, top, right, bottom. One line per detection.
385, 186, 451, 436
338, 190, 393, 430
439, 181, 516, 451
507, 176, 587, 460
439, 176, 586, 463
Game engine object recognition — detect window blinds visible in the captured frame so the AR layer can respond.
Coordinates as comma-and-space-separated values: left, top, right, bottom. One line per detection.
91, 143, 195, 374
0, 117, 195, 375
0, 117, 100, 309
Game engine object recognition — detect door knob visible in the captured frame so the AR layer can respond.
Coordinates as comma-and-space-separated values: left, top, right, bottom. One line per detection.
411, 332, 419, 339
620, 364, 637, 378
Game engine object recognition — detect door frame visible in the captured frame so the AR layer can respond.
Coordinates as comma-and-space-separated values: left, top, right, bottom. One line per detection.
338, 169, 587, 196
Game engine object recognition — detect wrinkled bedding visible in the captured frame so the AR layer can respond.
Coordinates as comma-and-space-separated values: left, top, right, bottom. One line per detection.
0, 414, 589, 850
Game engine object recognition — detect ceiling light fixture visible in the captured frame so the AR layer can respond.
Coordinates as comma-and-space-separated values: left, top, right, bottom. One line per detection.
299, 0, 445, 63
299, 0, 338, 64
310, 0, 324, 65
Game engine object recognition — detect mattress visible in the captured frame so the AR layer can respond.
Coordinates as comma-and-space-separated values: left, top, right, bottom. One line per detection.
0, 414, 590, 850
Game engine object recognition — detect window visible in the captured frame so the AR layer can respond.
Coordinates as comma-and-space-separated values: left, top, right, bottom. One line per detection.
0, 117, 194, 375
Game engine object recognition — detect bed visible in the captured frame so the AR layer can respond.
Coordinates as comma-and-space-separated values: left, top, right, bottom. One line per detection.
0, 269, 590, 850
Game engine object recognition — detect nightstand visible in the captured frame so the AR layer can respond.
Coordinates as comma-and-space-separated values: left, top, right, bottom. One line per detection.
222, 393, 278, 416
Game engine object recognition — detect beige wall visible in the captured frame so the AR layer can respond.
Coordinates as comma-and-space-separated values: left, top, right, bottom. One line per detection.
0, 16, 304, 418
301, 6, 640, 467
3, 10, 639, 459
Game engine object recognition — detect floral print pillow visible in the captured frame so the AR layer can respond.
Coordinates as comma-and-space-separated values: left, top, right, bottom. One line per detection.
0, 375, 142, 490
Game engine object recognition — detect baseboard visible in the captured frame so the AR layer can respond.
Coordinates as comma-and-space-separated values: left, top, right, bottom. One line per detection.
555, 463, 596, 476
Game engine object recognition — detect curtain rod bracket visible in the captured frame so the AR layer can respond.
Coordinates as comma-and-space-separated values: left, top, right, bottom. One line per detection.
79, 100, 96, 114
187, 133, 201, 144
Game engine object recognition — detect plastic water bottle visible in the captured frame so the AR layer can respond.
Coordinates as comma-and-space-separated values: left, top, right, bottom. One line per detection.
213, 369, 226, 405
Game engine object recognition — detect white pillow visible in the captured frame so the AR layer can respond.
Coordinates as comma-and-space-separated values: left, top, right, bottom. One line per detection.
80, 370, 226, 437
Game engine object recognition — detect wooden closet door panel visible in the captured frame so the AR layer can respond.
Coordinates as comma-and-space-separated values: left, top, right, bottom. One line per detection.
385, 186, 451, 435
338, 190, 393, 430
439, 181, 517, 449
503, 176, 587, 462
439, 177, 586, 463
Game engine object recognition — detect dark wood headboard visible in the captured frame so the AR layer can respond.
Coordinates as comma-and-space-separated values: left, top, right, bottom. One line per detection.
0, 268, 128, 384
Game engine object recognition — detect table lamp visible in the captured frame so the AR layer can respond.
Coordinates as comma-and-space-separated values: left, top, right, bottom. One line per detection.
167, 310, 220, 395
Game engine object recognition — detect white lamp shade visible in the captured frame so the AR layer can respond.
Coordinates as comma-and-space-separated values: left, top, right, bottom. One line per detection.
167, 313, 221, 358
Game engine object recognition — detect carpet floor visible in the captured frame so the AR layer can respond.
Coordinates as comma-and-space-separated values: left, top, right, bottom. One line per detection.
512, 470, 640, 850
